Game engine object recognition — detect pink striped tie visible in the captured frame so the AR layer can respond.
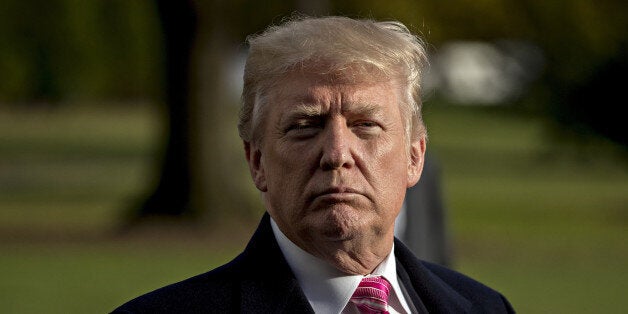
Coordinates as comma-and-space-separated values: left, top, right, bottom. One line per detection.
350, 276, 391, 314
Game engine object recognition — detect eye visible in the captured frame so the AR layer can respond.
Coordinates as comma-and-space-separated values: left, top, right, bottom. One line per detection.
354, 121, 379, 128
286, 121, 316, 131
284, 119, 322, 138
351, 120, 382, 137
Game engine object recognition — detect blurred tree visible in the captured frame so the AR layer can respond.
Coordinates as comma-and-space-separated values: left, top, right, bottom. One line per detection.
515, 0, 628, 148
557, 47, 628, 147
0, 0, 159, 103
134, 0, 198, 219
0, 0, 66, 102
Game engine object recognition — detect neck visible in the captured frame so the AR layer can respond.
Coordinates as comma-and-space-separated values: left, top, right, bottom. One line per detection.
303, 233, 394, 275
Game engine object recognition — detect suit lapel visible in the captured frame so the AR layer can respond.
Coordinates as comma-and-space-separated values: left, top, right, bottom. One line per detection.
395, 239, 472, 313
397, 259, 429, 314
240, 277, 313, 313
239, 213, 315, 314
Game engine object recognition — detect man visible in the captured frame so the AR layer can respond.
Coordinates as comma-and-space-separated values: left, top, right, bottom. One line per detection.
113, 16, 514, 313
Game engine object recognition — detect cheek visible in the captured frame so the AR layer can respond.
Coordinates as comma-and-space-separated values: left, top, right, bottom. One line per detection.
369, 138, 411, 199
263, 144, 311, 197
369, 135, 408, 172
268, 143, 310, 174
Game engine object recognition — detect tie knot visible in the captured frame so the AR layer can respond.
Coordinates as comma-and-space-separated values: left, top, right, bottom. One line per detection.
350, 276, 392, 314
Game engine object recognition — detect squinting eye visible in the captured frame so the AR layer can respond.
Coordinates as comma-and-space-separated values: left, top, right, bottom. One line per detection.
287, 122, 316, 132
284, 120, 322, 138
356, 121, 378, 127
351, 121, 382, 137
353, 121, 380, 128
292, 123, 314, 130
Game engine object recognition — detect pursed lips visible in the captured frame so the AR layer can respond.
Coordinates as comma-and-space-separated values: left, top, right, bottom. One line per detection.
308, 186, 365, 206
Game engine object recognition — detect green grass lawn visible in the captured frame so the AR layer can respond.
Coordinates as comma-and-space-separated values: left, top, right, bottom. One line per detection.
1, 103, 626, 313
424, 105, 628, 313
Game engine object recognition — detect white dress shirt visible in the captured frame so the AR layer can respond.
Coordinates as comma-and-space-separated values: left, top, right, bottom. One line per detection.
271, 218, 414, 314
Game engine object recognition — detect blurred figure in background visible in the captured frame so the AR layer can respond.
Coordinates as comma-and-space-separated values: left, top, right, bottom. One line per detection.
113, 15, 513, 313
396, 152, 451, 266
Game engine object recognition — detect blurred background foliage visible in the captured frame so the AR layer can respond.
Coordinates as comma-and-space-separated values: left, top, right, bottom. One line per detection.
0, 0, 626, 313
0, 0, 160, 102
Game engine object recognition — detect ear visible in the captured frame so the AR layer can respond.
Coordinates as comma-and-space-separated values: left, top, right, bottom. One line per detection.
407, 135, 426, 188
244, 141, 267, 192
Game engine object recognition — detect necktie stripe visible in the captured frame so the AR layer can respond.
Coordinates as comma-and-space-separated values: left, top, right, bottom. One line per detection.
350, 276, 391, 314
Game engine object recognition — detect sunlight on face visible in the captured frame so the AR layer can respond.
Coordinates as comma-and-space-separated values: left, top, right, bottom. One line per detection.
247, 71, 424, 260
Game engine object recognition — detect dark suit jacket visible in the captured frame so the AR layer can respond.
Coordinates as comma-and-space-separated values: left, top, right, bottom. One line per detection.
112, 213, 514, 313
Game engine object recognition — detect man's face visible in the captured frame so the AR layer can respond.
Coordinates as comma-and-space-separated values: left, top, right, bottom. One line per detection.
245, 71, 425, 258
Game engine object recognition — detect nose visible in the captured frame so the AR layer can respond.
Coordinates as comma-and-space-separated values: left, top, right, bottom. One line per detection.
319, 119, 355, 170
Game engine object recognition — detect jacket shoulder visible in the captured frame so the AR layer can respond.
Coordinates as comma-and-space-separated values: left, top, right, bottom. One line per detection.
422, 261, 515, 313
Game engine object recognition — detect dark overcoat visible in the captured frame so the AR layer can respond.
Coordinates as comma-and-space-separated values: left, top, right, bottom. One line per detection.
112, 213, 514, 313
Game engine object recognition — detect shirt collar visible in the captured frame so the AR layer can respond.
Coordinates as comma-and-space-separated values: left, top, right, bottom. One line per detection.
271, 218, 410, 314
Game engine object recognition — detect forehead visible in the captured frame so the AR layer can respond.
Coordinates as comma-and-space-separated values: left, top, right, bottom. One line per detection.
268, 71, 401, 110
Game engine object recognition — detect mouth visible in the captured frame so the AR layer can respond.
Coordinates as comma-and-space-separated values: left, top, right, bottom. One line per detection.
308, 186, 364, 206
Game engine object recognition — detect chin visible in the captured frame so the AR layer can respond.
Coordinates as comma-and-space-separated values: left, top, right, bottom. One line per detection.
312, 203, 365, 241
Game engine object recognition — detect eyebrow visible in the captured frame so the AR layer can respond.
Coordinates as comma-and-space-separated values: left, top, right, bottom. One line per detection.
281, 101, 384, 123
286, 103, 323, 118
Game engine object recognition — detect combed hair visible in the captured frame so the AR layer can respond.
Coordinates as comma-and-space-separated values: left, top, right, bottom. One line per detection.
238, 15, 429, 144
